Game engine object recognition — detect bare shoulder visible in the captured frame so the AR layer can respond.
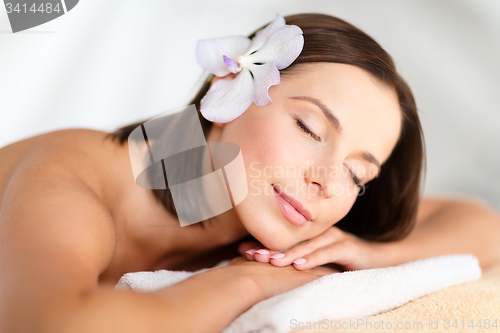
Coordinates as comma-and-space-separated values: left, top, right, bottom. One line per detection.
416, 195, 497, 225
0, 135, 123, 330
0, 128, 122, 200
0, 129, 121, 292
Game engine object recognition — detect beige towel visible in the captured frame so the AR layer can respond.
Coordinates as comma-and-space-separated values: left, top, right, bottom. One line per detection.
293, 260, 500, 333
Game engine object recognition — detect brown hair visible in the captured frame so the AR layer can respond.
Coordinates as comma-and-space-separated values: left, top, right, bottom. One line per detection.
108, 13, 426, 242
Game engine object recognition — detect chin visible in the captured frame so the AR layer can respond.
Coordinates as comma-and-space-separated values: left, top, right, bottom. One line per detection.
239, 214, 296, 251
234, 184, 301, 251
253, 233, 293, 251
256, 235, 289, 251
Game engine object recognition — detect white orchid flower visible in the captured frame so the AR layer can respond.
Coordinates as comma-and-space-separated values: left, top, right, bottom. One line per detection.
196, 14, 304, 123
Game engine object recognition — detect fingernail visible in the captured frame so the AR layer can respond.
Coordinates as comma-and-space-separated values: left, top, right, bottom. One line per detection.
254, 249, 270, 255
293, 258, 307, 265
269, 253, 285, 259
246, 249, 256, 255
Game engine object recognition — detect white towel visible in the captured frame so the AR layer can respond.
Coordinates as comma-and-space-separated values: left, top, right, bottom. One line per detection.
116, 254, 481, 333
116, 259, 230, 292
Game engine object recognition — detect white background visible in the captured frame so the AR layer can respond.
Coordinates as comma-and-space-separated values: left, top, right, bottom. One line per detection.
0, 0, 499, 209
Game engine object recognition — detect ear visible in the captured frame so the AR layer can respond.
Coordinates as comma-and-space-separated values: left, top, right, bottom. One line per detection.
208, 73, 237, 128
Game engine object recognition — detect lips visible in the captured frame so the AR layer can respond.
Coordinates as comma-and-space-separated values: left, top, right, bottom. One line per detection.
273, 185, 313, 227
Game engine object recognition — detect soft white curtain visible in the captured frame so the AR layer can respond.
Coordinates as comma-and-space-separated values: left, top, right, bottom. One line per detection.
1, 0, 499, 208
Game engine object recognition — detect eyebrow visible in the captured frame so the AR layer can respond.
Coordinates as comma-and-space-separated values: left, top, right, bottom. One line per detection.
289, 95, 381, 176
290, 96, 343, 133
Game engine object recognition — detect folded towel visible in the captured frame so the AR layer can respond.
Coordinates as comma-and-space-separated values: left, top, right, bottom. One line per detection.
116, 254, 481, 333
116, 259, 230, 292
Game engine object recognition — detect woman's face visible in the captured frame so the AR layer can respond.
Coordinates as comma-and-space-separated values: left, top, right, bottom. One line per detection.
208, 62, 402, 251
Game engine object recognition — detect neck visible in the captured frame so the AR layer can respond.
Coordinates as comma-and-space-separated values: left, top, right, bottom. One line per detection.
106, 137, 249, 272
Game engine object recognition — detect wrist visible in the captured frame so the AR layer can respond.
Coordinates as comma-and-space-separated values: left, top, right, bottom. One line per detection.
373, 240, 407, 267
213, 265, 268, 301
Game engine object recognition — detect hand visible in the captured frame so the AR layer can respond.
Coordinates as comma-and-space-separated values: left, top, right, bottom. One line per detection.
238, 226, 391, 271
226, 256, 340, 298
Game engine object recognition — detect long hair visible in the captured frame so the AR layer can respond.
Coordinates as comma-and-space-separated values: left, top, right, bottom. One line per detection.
108, 13, 426, 242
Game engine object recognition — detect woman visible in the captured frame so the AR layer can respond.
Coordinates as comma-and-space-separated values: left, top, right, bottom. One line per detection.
0, 13, 499, 333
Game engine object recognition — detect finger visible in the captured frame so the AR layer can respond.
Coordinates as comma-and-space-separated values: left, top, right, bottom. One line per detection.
238, 241, 262, 255
253, 248, 284, 263
291, 240, 356, 271
269, 227, 345, 267
253, 248, 270, 263
244, 246, 278, 262
244, 249, 257, 261
238, 241, 282, 262
238, 240, 265, 261
305, 265, 341, 275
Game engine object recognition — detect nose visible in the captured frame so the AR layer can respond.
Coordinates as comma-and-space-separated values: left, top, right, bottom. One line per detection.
304, 170, 328, 198
303, 160, 345, 198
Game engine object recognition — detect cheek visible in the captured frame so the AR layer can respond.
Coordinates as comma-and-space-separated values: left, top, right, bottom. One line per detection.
315, 187, 358, 231
334, 194, 357, 221
221, 107, 300, 174
332, 193, 357, 223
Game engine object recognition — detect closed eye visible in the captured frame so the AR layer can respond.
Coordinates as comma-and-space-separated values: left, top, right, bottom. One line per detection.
346, 167, 363, 189
296, 119, 321, 142
296, 118, 363, 190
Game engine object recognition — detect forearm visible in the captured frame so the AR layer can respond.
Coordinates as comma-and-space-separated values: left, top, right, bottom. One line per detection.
383, 199, 500, 269
19, 267, 262, 333
150, 266, 263, 333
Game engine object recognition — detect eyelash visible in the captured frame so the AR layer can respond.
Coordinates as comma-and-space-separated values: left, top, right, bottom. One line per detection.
296, 119, 321, 142
348, 169, 363, 189
295, 118, 362, 189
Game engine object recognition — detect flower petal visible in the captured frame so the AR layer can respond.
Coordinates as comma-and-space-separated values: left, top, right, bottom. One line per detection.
196, 36, 251, 76
247, 63, 280, 106
223, 55, 240, 74
248, 25, 304, 70
245, 13, 286, 56
200, 68, 254, 123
